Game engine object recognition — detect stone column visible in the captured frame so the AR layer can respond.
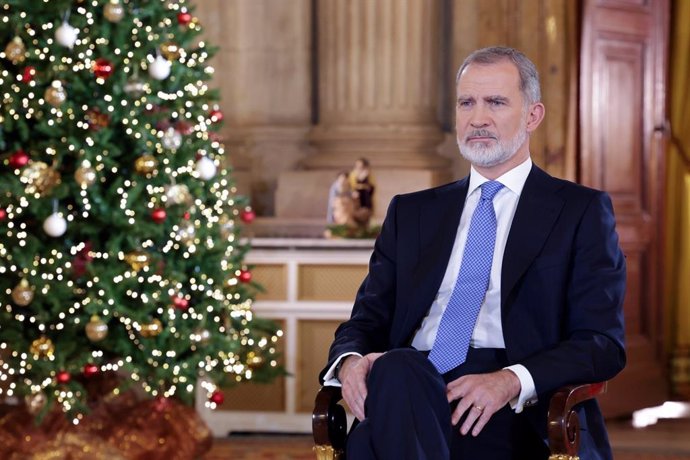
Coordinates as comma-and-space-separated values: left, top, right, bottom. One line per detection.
307, 0, 447, 170
277, 0, 450, 222
196, 0, 313, 216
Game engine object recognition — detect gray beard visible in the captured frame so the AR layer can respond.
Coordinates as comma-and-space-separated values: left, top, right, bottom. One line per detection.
458, 128, 528, 168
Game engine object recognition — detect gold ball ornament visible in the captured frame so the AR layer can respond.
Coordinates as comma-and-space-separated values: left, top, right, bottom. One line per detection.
11, 279, 34, 306
75, 164, 97, 187
45, 81, 67, 107
134, 154, 158, 176
21, 161, 62, 196
30, 336, 55, 358
85, 315, 108, 341
4, 36, 27, 64
160, 41, 182, 61
246, 351, 264, 369
140, 318, 163, 338
123, 250, 151, 272
103, 0, 125, 22
165, 183, 192, 206
25, 392, 48, 415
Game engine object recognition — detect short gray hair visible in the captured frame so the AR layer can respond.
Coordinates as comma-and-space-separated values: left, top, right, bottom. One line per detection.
456, 46, 541, 105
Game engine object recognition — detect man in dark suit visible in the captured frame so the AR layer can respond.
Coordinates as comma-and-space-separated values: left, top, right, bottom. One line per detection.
319, 46, 626, 460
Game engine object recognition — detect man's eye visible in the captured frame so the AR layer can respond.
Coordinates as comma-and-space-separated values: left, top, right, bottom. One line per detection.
458, 100, 472, 107
489, 99, 505, 106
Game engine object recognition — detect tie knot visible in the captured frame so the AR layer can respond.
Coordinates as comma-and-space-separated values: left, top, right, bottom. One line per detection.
480, 181, 504, 201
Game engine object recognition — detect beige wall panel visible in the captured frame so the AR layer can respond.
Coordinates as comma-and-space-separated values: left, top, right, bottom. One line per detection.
218, 377, 286, 413
298, 264, 368, 301
296, 319, 345, 413
252, 264, 288, 301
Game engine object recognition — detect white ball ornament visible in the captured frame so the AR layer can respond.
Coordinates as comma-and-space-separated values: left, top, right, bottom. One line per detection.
43, 213, 67, 237
55, 22, 78, 49
148, 55, 171, 80
195, 157, 217, 181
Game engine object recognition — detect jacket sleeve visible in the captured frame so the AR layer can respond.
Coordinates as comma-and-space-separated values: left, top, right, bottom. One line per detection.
520, 191, 627, 395
318, 196, 400, 383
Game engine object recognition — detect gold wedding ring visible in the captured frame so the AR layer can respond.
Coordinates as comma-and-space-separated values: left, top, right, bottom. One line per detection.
473, 405, 484, 412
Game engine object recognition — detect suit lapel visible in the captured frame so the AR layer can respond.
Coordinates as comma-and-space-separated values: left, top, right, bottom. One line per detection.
405, 179, 468, 333
501, 166, 564, 311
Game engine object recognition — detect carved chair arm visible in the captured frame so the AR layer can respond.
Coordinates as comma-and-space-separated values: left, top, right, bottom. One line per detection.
312, 381, 607, 460
547, 382, 607, 460
312, 386, 347, 460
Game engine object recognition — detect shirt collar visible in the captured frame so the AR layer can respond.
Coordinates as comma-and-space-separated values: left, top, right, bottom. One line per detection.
467, 157, 533, 198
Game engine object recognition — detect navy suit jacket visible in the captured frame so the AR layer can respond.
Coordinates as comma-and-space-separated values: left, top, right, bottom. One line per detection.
320, 165, 626, 459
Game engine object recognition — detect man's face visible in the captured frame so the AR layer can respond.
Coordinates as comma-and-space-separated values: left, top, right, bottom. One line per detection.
455, 60, 530, 168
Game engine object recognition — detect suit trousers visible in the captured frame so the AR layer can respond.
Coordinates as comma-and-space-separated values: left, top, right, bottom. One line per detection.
345, 348, 550, 460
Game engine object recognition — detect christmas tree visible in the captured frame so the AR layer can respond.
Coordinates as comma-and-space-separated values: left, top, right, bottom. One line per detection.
0, 0, 281, 422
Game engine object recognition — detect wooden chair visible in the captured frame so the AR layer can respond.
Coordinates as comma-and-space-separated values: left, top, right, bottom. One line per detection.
312, 382, 606, 460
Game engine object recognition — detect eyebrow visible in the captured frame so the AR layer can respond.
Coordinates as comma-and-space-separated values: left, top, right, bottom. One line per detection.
456, 95, 510, 104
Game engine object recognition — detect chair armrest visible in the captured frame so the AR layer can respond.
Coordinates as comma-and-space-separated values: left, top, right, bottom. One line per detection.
547, 382, 607, 460
312, 386, 347, 460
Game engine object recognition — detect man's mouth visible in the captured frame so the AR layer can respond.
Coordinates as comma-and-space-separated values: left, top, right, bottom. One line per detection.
465, 130, 497, 143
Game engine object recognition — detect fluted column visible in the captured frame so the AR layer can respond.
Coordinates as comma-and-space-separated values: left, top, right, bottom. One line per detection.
196, 0, 312, 216
306, 0, 448, 170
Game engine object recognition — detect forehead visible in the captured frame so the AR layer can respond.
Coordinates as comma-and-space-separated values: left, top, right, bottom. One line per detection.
457, 60, 522, 97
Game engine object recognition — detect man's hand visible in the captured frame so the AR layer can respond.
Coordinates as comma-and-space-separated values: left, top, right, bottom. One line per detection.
339, 352, 384, 421
446, 369, 521, 437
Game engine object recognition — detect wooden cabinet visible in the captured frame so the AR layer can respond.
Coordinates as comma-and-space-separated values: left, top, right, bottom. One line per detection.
197, 239, 371, 435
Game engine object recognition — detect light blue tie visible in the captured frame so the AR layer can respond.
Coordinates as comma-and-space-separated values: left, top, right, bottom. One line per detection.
428, 180, 504, 374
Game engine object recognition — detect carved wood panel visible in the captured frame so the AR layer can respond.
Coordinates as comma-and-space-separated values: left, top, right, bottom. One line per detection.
580, 0, 669, 415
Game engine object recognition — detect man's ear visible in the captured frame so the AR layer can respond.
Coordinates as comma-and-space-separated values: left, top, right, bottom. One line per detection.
526, 102, 545, 132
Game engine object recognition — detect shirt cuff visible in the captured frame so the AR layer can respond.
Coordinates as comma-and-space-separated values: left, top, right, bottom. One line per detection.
504, 364, 538, 413
323, 352, 363, 386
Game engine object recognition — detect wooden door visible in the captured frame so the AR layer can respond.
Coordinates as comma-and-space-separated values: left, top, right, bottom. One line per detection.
580, 0, 669, 415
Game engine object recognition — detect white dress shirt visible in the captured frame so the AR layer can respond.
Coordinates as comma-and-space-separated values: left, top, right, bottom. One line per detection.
324, 158, 537, 412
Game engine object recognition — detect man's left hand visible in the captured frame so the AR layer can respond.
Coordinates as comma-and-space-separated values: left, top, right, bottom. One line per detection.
445, 369, 521, 437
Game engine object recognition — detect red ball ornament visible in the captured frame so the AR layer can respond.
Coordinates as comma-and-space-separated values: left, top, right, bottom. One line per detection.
240, 209, 256, 224
83, 363, 99, 377
183, 211, 191, 220
0, 208, 6, 221
22, 66, 36, 83
93, 58, 114, 79
151, 208, 167, 223
238, 269, 252, 283
209, 109, 224, 123
177, 11, 192, 26
209, 390, 224, 405
86, 108, 111, 131
56, 370, 71, 384
172, 294, 189, 310
8, 150, 29, 168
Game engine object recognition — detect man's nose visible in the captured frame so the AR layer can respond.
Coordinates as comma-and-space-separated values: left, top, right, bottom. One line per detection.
469, 105, 490, 128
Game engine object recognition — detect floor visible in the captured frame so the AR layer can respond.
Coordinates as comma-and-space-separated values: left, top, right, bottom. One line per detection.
205, 417, 690, 459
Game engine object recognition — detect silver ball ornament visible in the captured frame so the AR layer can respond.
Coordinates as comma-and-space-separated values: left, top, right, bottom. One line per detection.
161, 127, 182, 150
